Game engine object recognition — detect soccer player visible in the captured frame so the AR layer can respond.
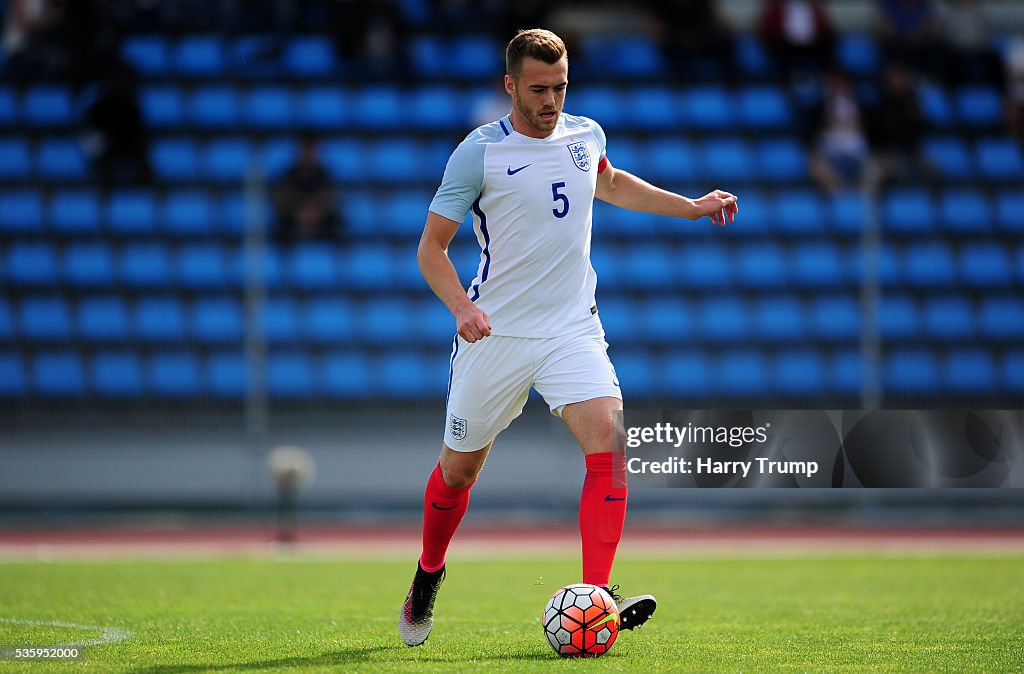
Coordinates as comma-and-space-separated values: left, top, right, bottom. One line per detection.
399, 28, 738, 647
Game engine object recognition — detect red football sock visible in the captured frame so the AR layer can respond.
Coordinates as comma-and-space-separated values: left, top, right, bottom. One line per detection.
419, 462, 474, 573
579, 451, 627, 587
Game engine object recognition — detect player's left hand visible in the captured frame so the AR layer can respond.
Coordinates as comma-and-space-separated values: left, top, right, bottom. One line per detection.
694, 190, 738, 226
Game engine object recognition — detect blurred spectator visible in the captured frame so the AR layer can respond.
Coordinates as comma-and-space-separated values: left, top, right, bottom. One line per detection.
651, 0, 735, 81
808, 71, 876, 194
1006, 35, 1024, 143
936, 0, 1003, 87
273, 136, 342, 245
331, 0, 411, 80
80, 61, 152, 191
757, 0, 835, 83
867, 62, 935, 185
2, 0, 70, 81
875, 0, 944, 80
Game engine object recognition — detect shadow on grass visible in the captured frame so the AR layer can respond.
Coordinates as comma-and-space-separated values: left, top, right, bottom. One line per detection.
128, 644, 559, 673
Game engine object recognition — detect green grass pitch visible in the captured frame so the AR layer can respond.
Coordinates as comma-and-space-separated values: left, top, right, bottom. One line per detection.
0, 555, 1021, 672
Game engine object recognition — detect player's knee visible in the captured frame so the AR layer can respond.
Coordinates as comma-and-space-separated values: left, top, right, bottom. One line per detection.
440, 462, 478, 489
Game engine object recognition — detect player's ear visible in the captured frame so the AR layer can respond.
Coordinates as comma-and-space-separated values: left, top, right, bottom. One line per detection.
504, 74, 515, 96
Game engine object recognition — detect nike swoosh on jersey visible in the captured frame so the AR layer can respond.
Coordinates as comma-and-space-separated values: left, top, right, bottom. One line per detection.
604, 495, 627, 502
506, 164, 531, 175
431, 502, 459, 510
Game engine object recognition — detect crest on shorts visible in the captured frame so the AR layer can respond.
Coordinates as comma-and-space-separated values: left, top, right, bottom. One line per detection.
449, 414, 467, 441
567, 141, 591, 172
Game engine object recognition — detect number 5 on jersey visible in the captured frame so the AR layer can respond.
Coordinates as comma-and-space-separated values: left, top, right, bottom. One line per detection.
551, 182, 570, 219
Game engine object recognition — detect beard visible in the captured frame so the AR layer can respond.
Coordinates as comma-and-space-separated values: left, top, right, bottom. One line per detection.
514, 91, 560, 133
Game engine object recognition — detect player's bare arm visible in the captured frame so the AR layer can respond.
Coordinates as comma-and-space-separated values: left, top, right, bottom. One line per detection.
417, 211, 492, 343
595, 158, 739, 226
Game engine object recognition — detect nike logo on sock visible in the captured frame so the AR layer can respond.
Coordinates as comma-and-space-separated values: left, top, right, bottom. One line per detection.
604, 495, 627, 502
506, 164, 531, 175
431, 502, 459, 510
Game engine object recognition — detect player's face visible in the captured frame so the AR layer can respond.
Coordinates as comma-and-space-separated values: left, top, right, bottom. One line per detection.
506, 56, 568, 138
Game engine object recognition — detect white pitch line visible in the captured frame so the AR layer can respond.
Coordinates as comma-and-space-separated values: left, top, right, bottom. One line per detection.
0, 618, 130, 647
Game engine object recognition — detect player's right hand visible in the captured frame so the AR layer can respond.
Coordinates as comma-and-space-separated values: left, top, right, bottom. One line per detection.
455, 305, 492, 343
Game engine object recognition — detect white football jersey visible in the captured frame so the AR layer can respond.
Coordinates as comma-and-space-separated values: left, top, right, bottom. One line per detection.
429, 112, 608, 338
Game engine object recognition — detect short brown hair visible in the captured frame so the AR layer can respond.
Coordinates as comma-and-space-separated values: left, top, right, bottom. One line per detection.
505, 28, 567, 79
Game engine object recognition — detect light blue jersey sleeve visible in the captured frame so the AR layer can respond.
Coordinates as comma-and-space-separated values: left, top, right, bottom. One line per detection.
576, 116, 607, 161
428, 132, 488, 224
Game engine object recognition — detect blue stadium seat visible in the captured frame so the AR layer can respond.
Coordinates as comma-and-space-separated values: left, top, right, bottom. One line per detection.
754, 296, 805, 342
340, 245, 397, 290
774, 350, 825, 395
206, 351, 247, 397
955, 85, 1002, 128
0, 352, 25, 396
359, 299, 415, 343
231, 241, 282, 287
218, 192, 248, 236
7, 243, 57, 286
77, 296, 129, 342
809, 295, 859, 341
960, 243, 1012, 287
879, 295, 918, 340
1004, 351, 1024, 393
320, 139, 363, 182
629, 87, 678, 130
976, 138, 1024, 180
296, 86, 347, 130
63, 243, 115, 287
140, 86, 184, 128
923, 296, 974, 341
604, 36, 667, 76
262, 137, 296, 177
36, 138, 87, 179
148, 351, 201, 396
677, 244, 731, 288
945, 349, 995, 393
918, 84, 953, 127
106, 190, 157, 236
120, 244, 171, 287
175, 244, 228, 288
714, 350, 768, 396
268, 351, 315, 398
415, 300, 455, 345
881, 188, 934, 234
884, 349, 939, 393
736, 243, 788, 288
91, 351, 144, 396
903, 242, 956, 286
661, 350, 711, 397
303, 296, 355, 344
573, 86, 624, 131
188, 86, 239, 128
172, 35, 224, 76
22, 86, 73, 127
406, 86, 466, 130
50, 190, 100, 234
377, 351, 443, 398
995, 191, 1023, 232
736, 34, 773, 77
836, 33, 879, 74
0, 298, 13, 341
287, 244, 338, 289
684, 86, 734, 129
352, 86, 403, 129
282, 36, 335, 77
0, 87, 17, 127
738, 86, 792, 128
242, 86, 292, 129
261, 297, 299, 344
32, 351, 85, 396
152, 138, 199, 182
450, 35, 502, 78
0, 189, 42, 234
203, 138, 253, 183
192, 297, 243, 343
644, 138, 698, 183
923, 137, 973, 180
19, 296, 71, 340
938, 189, 990, 233
791, 242, 845, 286
409, 35, 444, 78
624, 245, 675, 289
756, 138, 806, 181
230, 34, 281, 79
702, 138, 751, 181
774, 189, 825, 233
831, 350, 862, 396
596, 297, 638, 344
374, 190, 431, 237
829, 192, 866, 234
638, 297, 694, 345
980, 296, 1024, 340
121, 36, 169, 75
321, 350, 372, 398
161, 191, 213, 237
0, 138, 31, 180
728, 189, 770, 233
134, 296, 185, 342
697, 296, 748, 342
366, 139, 423, 182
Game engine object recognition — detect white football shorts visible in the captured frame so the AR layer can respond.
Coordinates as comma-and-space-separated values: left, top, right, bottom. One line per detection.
442, 322, 622, 452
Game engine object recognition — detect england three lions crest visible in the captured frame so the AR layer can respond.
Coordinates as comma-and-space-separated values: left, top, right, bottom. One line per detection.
449, 414, 467, 441
567, 141, 591, 172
